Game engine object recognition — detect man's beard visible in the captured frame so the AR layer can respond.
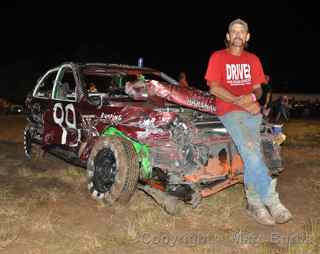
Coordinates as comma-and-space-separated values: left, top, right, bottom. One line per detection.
231, 38, 244, 47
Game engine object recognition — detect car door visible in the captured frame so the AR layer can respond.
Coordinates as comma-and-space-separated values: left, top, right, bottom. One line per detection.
43, 64, 80, 147
29, 68, 58, 130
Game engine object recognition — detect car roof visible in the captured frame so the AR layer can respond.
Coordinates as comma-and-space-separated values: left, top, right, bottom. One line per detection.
82, 63, 158, 72
56, 62, 159, 74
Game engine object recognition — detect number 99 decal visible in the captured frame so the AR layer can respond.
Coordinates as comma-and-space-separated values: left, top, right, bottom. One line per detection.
53, 103, 76, 144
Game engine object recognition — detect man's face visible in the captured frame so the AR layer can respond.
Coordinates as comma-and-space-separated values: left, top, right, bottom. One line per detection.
226, 23, 250, 48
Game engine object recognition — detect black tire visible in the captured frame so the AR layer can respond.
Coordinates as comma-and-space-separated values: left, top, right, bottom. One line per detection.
23, 124, 44, 161
87, 136, 140, 204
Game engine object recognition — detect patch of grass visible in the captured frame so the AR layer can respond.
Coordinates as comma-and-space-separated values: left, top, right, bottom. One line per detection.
30, 211, 56, 233
283, 120, 320, 147
52, 231, 119, 254
0, 205, 20, 218
75, 231, 103, 252
17, 166, 33, 177
194, 184, 245, 228
0, 185, 15, 201
24, 249, 44, 254
30, 185, 68, 203
0, 198, 31, 251
0, 198, 31, 220
29, 164, 87, 193
60, 166, 86, 180
298, 177, 320, 194
246, 219, 320, 254
33, 171, 55, 179
293, 218, 320, 253
285, 159, 320, 169
58, 166, 87, 190
0, 222, 20, 250
126, 209, 175, 240
192, 245, 216, 254
0, 116, 27, 143
128, 191, 160, 211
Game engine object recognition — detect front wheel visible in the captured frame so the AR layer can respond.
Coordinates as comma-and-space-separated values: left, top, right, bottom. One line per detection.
87, 136, 140, 204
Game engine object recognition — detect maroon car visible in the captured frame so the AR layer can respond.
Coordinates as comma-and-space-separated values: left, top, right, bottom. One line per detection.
24, 62, 284, 213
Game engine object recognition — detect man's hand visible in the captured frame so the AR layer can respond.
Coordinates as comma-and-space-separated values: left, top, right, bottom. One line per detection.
233, 93, 260, 114
234, 94, 255, 107
242, 102, 261, 115
208, 83, 261, 115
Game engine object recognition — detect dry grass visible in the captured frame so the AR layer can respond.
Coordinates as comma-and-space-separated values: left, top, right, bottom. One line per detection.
126, 209, 177, 241
17, 166, 34, 177
247, 219, 320, 254
0, 115, 27, 143
30, 211, 56, 233
55, 231, 103, 253
57, 165, 87, 190
299, 177, 320, 193
0, 197, 31, 250
0, 185, 15, 201
285, 219, 320, 254
283, 119, 320, 147
0, 116, 320, 253
0, 222, 20, 250
24, 249, 45, 254
190, 218, 320, 254
191, 184, 245, 229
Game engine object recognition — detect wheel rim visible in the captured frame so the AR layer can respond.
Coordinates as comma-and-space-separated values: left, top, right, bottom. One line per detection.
93, 148, 117, 193
24, 128, 32, 158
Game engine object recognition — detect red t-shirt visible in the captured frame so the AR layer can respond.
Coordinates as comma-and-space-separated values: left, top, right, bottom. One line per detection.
205, 49, 265, 116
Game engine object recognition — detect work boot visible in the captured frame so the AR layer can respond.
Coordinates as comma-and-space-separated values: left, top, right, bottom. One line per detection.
245, 186, 275, 226
264, 178, 293, 224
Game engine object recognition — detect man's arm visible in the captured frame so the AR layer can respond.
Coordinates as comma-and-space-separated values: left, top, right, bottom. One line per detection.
208, 81, 260, 114
264, 92, 271, 108
235, 84, 262, 106
253, 84, 262, 100
208, 81, 238, 103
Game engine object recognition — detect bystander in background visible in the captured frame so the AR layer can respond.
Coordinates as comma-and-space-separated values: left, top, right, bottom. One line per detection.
178, 72, 189, 87
88, 82, 98, 93
274, 95, 289, 123
258, 75, 272, 121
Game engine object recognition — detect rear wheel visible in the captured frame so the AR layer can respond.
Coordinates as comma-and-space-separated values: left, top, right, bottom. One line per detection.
87, 136, 140, 204
23, 124, 44, 161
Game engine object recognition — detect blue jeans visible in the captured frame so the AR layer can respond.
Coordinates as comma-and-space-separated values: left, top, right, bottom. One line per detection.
219, 111, 272, 202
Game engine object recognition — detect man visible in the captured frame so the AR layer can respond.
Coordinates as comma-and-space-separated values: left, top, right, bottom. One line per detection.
205, 18, 292, 225
275, 95, 289, 123
259, 75, 272, 119
178, 72, 189, 87
88, 82, 98, 93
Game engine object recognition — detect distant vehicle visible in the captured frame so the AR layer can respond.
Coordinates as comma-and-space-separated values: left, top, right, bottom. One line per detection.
8, 105, 24, 114
23, 62, 285, 213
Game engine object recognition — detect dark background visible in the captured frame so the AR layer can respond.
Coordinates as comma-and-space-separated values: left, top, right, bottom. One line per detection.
1, 1, 318, 104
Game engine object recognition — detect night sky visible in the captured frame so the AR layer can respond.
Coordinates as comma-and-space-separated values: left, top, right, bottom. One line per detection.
1, 1, 319, 103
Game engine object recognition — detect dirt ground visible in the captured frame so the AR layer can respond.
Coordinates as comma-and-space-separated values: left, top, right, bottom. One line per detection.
0, 115, 319, 254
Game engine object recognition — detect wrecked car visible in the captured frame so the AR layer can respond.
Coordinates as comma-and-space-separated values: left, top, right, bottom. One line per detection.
24, 62, 285, 213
